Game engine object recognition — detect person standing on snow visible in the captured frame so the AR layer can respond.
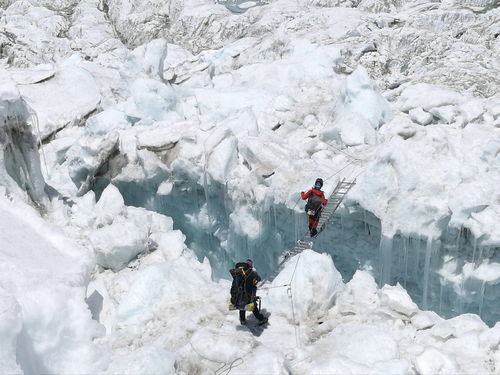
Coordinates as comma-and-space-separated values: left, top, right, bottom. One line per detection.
229, 259, 268, 326
301, 178, 328, 237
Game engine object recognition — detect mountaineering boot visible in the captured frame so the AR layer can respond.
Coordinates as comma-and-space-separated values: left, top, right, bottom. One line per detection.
240, 320, 246, 325
258, 317, 268, 326
310, 228, 318, 237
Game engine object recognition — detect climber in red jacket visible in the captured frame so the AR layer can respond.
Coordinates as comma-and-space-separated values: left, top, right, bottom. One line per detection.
301, 178, 328, 237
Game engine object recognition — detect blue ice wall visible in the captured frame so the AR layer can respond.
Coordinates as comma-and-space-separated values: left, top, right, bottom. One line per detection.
104, 174, 499, 326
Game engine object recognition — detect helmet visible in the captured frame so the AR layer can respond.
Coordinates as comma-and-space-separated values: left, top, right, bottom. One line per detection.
314, 178, 323, 189
245, 259, 253, 268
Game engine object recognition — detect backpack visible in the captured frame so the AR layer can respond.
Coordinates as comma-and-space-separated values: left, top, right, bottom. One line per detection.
229, 263, 252, 308
305, 193, 323, 216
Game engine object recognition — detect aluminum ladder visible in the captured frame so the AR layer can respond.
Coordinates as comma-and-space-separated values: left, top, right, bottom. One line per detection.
260, 178, 356, 285
307, 178, 356, 240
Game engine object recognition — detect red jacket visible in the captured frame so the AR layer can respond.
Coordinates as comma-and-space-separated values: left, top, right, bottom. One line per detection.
301, 189, 328, 205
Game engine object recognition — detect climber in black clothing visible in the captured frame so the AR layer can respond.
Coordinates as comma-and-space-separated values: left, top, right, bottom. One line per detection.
229, 259, 268, 326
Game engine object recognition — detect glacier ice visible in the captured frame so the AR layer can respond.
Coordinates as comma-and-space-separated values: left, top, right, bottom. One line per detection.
0, 0, 499, 373
0, 73, 47, 209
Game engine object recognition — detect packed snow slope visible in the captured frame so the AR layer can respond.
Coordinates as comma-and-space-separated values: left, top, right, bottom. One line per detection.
1, 0, 499, 373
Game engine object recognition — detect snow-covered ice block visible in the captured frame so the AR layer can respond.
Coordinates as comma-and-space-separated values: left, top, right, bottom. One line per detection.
267, 250, 343, 321
129, 39, 168, 80
157, 180, 173, 195
10, 65, 55, 85
321, 110, 376, 146
19, 64, 100, 139
190, 327, 255, 363
479, 323, 500, 349
238, 136, 289, 176
113, 257, 213, 327
230, 205, 262, 240
313, 322, 399, 370
441, 331, 491, 374
398, 83, 464, 112
273, 95, 295, 112
429, 105, 456, 124
207, 136, 238, 182
430, 320, 455, 340
380, 283, 418, 317
339, 67, 392, 128
85, 108, 130, 136
223, 108, 259, 137
308, 355, 372, 374
336, 270, 380, 314
123, 78, 180, 122
65, 132, 119, 193
136, 120, 198, 151
151, 230, 185, 261
95, 184, 125, 227
106, 346, 175, 375
445, 313, 489, 336
231, 346, 286, 375
382, 113, 421, 140
91, 216, 148, 271
409, 107, 433, 125
71, 191, 97, 228
411, 310, 442, 330
458, 99, 484, 124
415, 347, 458, 375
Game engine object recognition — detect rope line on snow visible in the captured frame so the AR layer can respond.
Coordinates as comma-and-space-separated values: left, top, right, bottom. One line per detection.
215, 357, 244, 375
189, 342, 244, 375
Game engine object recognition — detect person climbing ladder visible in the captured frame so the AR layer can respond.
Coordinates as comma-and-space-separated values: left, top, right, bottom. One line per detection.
301, 178, 328, 237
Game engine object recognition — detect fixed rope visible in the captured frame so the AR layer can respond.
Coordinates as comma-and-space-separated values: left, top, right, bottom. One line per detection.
189, 341, 244, 375
215, 357, 244, 375
288, 249, 303, 348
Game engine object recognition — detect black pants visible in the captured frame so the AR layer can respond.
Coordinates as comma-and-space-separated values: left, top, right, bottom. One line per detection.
239, 301, 265, 322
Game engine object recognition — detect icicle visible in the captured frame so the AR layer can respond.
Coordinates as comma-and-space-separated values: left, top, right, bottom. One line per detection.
414, 238, 421, 281
378, 234, 393, 287
456, 226, 462, 252
478, 280, 486, 318
439, 281, 444, 315
422, 238, 433, 309
472, 237, 477, 265
273, 204, 277, 234
478, 246, 484, 264
403, 237, 408, 288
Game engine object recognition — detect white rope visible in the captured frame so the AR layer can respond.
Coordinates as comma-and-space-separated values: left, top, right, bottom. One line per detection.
288, 252, 302, 348
189, 342, 244, 375
215, 357, 244, 375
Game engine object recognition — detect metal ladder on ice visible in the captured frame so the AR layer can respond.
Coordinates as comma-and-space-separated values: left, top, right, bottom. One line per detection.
308, 178, 356, 240
261, 178, 356, 285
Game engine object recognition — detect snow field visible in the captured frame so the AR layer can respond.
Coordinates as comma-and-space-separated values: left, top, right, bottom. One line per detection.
0, 194, 106, 374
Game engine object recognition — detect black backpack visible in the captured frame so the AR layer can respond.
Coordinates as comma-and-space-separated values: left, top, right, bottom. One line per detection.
229, 262, 252, 308
305, 194, 323, 216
